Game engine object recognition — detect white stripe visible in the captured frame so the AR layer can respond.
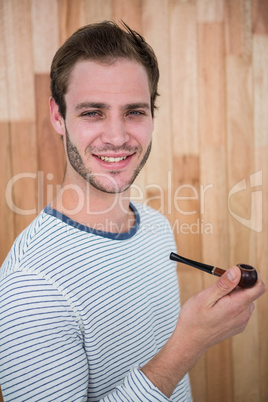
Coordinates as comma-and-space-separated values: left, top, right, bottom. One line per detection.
1, 202, 192, 401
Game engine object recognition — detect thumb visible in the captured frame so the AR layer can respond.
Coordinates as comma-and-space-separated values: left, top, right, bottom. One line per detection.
209, 265, 241, 305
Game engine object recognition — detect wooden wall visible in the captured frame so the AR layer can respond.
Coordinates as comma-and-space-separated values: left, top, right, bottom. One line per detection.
0, 0, 267, 401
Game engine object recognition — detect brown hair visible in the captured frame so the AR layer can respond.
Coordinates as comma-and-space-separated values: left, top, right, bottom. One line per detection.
50, 20, 159, 118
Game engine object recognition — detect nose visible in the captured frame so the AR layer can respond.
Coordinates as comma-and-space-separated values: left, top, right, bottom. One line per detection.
101, 116, 130, 147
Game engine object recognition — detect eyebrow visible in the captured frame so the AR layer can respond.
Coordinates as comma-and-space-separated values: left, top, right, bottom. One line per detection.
123, 103, 150, 111
75, 102, 150, 112
75, 102, 109, 111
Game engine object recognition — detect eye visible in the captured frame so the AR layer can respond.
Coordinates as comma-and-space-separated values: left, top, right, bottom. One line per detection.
127, 110, 146, 117
82, 110, 101, 117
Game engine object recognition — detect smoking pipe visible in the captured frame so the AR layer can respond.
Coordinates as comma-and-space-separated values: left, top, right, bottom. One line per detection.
170, 252, 258, 289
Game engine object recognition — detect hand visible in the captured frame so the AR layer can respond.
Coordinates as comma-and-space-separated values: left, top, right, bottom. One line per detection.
175, 265, 266, 352
141, 266, 266, 398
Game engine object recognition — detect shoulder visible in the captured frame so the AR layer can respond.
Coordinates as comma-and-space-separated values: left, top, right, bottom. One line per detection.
0, 210, 56, 279
131, 202, 177, 251
131, 201, 173, 231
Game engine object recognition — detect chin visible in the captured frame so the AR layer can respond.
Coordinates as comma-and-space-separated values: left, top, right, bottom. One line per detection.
86, 174, 133, 195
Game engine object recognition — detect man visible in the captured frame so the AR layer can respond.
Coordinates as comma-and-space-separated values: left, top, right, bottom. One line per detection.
0, 21, 266, 401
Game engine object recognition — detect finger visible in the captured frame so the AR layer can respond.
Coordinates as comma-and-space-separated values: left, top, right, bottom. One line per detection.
206, 265, 241, 307
234, 274, 267, 303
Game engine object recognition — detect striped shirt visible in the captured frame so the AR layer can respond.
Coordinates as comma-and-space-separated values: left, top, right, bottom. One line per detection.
0, 202, 192, 401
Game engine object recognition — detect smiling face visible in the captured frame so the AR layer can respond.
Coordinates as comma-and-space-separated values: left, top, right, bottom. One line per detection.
51, 58, 154, 194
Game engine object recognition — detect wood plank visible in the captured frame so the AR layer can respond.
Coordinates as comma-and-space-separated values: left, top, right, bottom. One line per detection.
172, 155, 203, 264
225, 4, 262, 397
198, 23, 226, 147
10, 122, 38, 236
253, 34, 268, 402
232, 315, 260, 401
226, 40, 259, 402
58, 0, 85, 43
168, 10, 205, 396
253, 35, 268, 149
170, 1, 198, 156
84, 0, 112, 24
112, 0, 142, 30
252, 0, 268, 34
225, 0, 252, 60
170, 9, 205, 375
35, 74, 66, 210
226, 54, 255, 260
172, 154, 206, 401
142, 0, 172, 200
0, 122, 15, 265
0, 0, 9, 121
205, 340, 233, 402
1, 0, 37, 239
0, 2, 14, 267
198, 20, 232, 401
197, 0, 225, 23
32, 0, 59, 73
255, 146, 268, 402
3, 0, 35, 121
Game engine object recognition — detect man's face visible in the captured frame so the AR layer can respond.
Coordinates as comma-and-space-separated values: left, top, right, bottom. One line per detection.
62, 58, 154, 194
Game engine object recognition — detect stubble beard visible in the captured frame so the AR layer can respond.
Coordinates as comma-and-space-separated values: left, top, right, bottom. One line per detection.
65, 126, 152, 194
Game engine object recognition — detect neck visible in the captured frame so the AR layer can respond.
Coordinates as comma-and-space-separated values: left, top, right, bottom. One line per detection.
51, 176, 135, 234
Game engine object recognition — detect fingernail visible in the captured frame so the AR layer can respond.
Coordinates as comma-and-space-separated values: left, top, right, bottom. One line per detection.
226, 267, 236, 281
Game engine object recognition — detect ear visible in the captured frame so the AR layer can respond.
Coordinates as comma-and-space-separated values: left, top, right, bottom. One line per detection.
49, 97, 65, 135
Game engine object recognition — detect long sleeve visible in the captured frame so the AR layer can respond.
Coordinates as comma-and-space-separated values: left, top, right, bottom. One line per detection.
0, 271, 89, 401
1, 272, 173, 402
101, 368, 171, 401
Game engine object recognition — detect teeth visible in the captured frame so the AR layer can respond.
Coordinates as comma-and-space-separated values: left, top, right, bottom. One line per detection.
98, 156, 127, 163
